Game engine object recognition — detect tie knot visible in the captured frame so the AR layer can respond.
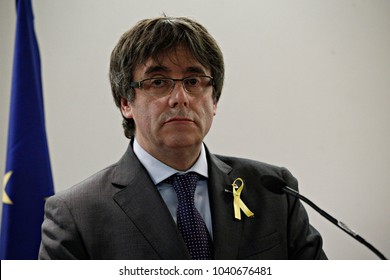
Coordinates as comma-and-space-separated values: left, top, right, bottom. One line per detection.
168, 172, 199, 200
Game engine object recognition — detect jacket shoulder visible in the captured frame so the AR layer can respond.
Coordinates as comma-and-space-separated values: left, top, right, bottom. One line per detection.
214, 154, 281, 173
50, 163, 118, 203
213, 154, 298, 190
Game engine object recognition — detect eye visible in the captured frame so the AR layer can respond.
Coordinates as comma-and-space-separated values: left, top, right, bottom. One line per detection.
184, 77, 201, 87
150, 78, 168, 88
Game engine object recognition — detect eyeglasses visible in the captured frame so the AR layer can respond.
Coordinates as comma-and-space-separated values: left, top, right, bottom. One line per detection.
130, 75, 214, 97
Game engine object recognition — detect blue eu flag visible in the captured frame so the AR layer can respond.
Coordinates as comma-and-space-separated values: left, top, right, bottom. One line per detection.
0, 0, 55, 259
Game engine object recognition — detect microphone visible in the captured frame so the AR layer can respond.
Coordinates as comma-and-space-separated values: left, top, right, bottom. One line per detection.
260, 174, 388, 260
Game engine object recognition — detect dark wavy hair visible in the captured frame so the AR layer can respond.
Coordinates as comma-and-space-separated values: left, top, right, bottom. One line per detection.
109, 16, 225, 138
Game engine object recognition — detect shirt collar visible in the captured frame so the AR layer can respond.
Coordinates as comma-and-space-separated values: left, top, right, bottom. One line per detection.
133, 138, 208, 185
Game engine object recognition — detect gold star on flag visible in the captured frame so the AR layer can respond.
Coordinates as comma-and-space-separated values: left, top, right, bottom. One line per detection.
2, 171, 13, 205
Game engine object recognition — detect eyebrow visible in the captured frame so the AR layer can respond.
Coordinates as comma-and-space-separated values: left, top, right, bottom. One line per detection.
143, 65, 207, 76
144, 66, 170, 75
186, 66, 207, 75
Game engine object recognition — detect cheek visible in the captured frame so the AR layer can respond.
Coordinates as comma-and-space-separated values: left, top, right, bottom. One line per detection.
132, 109, 152, 128
200, 99, 217, 126
132, 100, 164, 128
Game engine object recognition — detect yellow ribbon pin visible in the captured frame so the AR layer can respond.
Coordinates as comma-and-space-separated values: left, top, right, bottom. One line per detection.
231, 178, 254, 220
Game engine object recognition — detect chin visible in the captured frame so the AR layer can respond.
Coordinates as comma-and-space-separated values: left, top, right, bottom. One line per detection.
163, 135, 202, 149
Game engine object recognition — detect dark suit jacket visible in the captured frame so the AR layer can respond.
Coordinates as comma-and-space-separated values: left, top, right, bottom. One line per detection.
39, 142, 327, 259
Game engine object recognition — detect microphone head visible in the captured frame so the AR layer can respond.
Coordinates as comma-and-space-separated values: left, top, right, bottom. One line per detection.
260, 175, 287, 195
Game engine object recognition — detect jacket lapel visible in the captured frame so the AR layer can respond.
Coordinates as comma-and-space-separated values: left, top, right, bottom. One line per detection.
207, 151, 244, 259
111, 142, 190, 259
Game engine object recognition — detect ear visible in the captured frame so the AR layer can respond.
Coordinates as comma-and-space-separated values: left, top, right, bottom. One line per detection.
213, 98, 218, 116
120, 97, 133, 119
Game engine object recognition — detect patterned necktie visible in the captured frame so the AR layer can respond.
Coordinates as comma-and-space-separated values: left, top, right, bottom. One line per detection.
168, 172, 213, 260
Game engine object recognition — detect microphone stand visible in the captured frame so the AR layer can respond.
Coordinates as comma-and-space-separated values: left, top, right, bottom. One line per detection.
283, 186, 388, 260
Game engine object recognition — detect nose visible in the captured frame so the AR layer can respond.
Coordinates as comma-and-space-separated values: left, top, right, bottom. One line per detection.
168, 81, 189, 107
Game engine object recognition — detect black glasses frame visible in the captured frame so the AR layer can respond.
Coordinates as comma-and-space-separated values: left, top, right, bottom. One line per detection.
130, 75, 214, 95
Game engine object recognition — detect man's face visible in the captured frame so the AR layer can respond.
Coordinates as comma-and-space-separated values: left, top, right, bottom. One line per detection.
121, 46, 217, 159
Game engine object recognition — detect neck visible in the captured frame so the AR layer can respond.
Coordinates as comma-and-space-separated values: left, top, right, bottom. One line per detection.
154, 145, 202, 171
135, 138, 202, 171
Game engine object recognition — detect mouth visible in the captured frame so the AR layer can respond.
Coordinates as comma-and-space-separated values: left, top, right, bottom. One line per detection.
164, 117, 195, 125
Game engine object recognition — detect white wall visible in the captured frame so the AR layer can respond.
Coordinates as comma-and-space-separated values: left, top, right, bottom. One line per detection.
1, 0, 389, 260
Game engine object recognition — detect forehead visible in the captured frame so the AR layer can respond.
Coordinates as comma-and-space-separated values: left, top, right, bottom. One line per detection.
134, 46, 211, 78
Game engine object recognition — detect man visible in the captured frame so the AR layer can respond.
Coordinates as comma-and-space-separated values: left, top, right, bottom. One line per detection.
39, 16, 327, 260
